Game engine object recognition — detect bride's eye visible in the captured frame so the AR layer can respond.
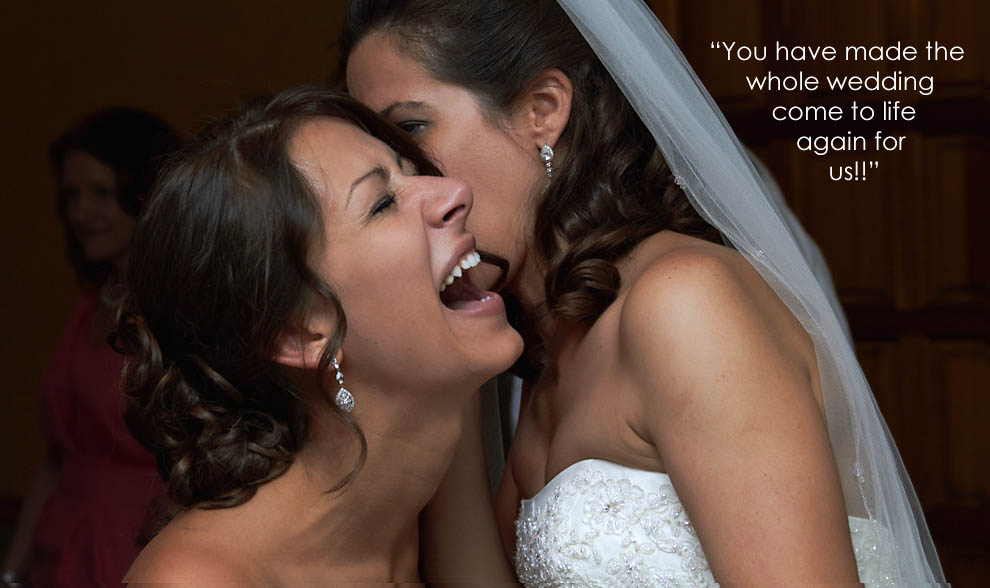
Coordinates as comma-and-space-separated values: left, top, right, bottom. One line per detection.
396, 120, 427, 136
370, 193, 396, 217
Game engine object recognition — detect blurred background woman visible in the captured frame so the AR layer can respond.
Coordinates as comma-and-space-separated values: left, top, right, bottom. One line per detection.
1, 109, 179, 587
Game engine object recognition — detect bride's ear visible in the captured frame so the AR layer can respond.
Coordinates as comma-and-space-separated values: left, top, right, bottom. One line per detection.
271, 313, 336, 370
512, 68, 573, 151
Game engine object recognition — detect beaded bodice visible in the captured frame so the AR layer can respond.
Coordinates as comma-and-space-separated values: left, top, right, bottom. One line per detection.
514, 459, 898, 587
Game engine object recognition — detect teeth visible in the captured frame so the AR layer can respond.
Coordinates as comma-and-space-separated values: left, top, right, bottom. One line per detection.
460, 252, 481, 270
440, 250, 481, 293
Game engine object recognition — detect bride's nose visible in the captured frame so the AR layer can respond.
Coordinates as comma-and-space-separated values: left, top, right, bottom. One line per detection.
424, 177, 472, 228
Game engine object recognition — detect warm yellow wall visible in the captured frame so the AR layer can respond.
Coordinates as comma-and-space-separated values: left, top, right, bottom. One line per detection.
0, 0, 348, 498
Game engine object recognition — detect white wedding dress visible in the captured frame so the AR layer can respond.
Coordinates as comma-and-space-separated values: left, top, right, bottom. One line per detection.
515, 459, 898, 587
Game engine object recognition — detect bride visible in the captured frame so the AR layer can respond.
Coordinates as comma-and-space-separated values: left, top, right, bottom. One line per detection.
341, 0, 945, 585
114, 87, 521, 584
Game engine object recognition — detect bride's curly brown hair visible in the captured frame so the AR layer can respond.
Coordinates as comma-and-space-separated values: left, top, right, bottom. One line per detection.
340, 0, 720, 327
111, 87, 443, 511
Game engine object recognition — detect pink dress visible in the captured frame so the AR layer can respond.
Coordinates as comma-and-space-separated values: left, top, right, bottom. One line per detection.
29, 290, 163, 587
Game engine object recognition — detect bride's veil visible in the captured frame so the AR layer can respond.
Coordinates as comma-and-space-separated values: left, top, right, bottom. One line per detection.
556, 0, 944, 583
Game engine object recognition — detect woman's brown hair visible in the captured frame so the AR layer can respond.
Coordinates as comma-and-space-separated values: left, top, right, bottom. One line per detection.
112, 87, 442, 511
339, 0, 720, 327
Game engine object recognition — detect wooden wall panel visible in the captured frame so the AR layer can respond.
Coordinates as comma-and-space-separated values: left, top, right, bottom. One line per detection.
928, 339, 989, 587
857, 340, 988, 511
925, 0, 983, 92
922, 138, 984, 305
938, 341, 990, 500
894, 336, 950, 507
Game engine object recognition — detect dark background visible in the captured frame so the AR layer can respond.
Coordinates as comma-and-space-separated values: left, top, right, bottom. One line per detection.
0, 0, 984, 584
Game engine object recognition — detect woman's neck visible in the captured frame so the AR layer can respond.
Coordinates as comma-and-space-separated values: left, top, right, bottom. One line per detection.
232, 380, 468, 582
508, 245, 561, 347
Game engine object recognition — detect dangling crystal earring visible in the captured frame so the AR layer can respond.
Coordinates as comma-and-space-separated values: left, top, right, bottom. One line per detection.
331, 357, 354, 413
540, 144, 554, 185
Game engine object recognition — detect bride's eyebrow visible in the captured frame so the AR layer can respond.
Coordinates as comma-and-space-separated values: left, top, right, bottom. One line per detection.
381, 100, 424, 118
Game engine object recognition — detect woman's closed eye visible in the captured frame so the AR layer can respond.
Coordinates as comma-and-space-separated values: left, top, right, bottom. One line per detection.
370, 193, 396, 217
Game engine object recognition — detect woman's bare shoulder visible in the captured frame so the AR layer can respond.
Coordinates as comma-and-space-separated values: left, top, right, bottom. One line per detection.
616, 235, 854, 585
125, 517, 255, 586
617, 232, 814, 405
619, 233, 771, 330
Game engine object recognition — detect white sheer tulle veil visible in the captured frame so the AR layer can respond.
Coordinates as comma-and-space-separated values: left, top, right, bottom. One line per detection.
556, 0, 944, 584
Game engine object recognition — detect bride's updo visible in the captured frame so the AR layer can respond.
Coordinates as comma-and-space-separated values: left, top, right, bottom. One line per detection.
340, 0, 720, 324
113, 88, 440, 510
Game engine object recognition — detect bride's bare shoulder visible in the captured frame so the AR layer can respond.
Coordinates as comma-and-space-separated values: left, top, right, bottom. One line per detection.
125, 517, 254, 586
619, 231, 768, 319
617, 231, 812, 384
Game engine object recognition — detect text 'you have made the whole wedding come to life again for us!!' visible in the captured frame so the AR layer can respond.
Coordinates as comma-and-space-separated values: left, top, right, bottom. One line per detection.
709, 40, 965, 181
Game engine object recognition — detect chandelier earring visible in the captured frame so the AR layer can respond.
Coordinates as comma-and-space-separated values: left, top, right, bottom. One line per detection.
331, 357, 354, 413
540, 144, 554, 185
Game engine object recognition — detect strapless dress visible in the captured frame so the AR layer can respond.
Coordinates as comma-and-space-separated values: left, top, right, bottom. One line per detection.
515, 459, 898, 587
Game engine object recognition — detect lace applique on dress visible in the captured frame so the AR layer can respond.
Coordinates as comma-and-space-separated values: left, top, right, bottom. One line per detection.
515, 461, 715, 587
515, 459, 899, 588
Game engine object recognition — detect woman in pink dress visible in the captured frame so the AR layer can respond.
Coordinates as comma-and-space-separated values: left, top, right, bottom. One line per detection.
2, 109, 179, 587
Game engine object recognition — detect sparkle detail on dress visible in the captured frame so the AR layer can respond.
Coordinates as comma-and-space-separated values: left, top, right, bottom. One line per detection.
514, 459, 899, 587
516, 461, 714, 587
